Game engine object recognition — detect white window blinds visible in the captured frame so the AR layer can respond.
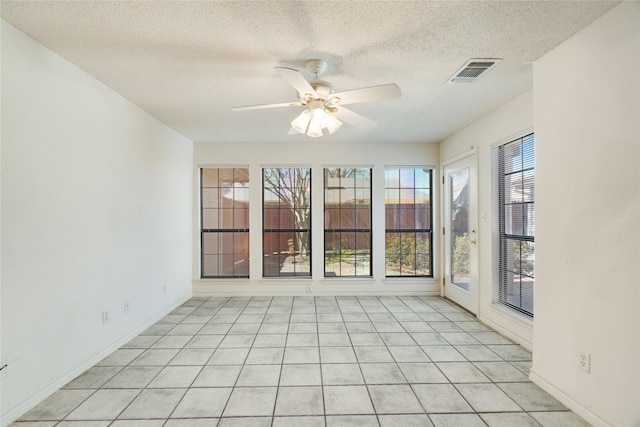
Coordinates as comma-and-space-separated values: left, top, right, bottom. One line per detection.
493, 134, 535, 317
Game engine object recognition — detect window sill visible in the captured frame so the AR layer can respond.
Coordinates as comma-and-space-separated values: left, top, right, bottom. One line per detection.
489, 302, 534, 326
193, 278, 252, 286
383, 277, 436, 285
259, 278, 313, 285
321, 277, 375, 286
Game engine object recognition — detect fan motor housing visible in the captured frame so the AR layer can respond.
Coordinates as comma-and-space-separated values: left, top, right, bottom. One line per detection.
308, 80, 334, 98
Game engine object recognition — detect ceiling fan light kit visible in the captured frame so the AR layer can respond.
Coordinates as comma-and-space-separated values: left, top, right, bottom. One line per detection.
291, 99, 343, 138
232, 59, 401, 138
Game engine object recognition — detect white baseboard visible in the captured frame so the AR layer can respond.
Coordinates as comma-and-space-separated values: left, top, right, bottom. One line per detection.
193, 289, 440, 297
192, 280, 440, 298
477, 304, 533, 351
1, 294, 191, 427
529, 370, 614, 427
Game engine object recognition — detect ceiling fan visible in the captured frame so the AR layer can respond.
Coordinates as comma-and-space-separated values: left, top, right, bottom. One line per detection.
232, 59, 401, 137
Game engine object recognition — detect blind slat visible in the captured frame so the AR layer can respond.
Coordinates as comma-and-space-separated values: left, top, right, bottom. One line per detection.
494, 134, 535, 317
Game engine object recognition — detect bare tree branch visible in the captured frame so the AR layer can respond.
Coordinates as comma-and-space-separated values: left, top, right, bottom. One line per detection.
263, 167, 311, 256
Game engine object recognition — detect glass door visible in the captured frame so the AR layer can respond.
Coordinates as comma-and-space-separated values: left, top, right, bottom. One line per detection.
443, 154, 479, 314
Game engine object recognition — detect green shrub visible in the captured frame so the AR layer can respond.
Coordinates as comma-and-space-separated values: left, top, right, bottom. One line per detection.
385, 234, 431, 275
453, 233, 470, 274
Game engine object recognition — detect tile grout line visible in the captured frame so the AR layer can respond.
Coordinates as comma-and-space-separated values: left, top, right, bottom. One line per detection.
312, 296, 325, 427
12, 295, 581, 427
268, 295, 292, 427
418, 296, 537, 425
54, 313, 182, 425
163, 297, 224, 424
107, 299, 209, 424
108, 297, 209, 426
351, 296, 383, 426
376, 296, 445, 420
215, 296, 273, 424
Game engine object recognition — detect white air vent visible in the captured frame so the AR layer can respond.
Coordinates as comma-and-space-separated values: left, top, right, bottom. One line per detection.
449, 59, 501, 83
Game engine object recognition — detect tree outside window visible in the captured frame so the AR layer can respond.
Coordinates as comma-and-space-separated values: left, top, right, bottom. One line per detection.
263, 167, 311, 277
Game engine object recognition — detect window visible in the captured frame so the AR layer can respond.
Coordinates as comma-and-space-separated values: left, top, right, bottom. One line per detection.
200, 168, 249, 278
263, 167, 311, 277
385, 167, 433, 277
494, 134, 535, 317
324, 167, 372, 277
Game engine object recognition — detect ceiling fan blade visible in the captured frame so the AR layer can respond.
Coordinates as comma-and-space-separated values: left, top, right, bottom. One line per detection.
333, 106, 377, 131
231, 101, 304, 111
275, 67, 318, 98
332, 83, 401, 106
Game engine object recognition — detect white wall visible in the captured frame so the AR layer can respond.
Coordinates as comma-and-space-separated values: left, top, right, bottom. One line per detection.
0, 21, 194, 425
193, 140, 440, 296
532, 3, 639, 427
440, 91, 534, 348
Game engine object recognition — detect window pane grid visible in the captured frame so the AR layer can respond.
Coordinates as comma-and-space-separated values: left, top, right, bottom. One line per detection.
262, 168, 311, 277
495, 134, 535, 317
324, 168, 372, 277
200, 168, 249, 278
384, 167, 433, 277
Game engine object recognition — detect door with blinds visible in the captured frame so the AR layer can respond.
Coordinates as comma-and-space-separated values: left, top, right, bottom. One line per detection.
443, 154, 479, 314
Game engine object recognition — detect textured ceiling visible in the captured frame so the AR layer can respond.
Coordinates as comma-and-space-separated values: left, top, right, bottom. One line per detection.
1, 1, 618, 144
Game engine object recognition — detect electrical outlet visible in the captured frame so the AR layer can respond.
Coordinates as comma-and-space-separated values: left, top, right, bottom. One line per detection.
579, 352, 591, 373
124, 301, 130, 314
162, 285, 167, 295
306, 285, 312, 293
101, 311, 109, 325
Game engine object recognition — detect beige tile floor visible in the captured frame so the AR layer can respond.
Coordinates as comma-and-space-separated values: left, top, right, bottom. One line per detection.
11, 296, 592, 427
